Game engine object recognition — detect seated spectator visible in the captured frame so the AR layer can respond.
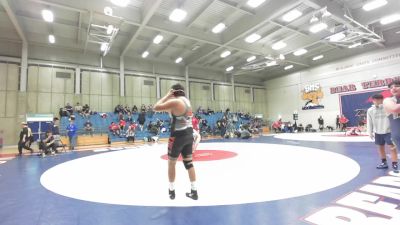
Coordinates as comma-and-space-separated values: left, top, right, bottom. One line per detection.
59, 107, 68, 117
126, 125, 135, 143
140, 104, 146, 112
132, 105, 138, 113
39, 131, 56, 156
272, 119, 282, 133
124, 105, 131, 114
119, 119, 126, 130
297, 124, 304, 132
75, 102, 83, 114
100, 113, 108, 119
126, 112, 133, 123
109, 122, 120, 136
339, 115, 349, 131
65, 103, 73, 116
84, 120, 94, 136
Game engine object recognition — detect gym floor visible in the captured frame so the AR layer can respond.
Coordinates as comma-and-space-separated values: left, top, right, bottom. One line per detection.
0, 133, 398, 225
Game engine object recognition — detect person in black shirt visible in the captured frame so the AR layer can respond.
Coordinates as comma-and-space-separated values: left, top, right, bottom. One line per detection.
18, 122, 33, 156
318, 116, 324, 131
39, 131, 56, 156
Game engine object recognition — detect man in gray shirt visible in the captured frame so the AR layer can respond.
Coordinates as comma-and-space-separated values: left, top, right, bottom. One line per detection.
367, 94, 398, 172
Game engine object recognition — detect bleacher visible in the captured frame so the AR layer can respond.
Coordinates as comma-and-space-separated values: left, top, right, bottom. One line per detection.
59, 111, 253, 146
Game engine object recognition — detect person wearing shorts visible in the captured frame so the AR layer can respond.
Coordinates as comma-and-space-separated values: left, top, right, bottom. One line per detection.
367, 94, 398, 172
153, 83, 198, 200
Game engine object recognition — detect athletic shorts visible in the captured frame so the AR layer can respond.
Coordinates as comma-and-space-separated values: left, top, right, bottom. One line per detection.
168, 128, 194, 160
375, 133, 393, 145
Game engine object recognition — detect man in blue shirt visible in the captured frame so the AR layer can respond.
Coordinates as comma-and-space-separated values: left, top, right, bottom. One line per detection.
66, 118, 77, 150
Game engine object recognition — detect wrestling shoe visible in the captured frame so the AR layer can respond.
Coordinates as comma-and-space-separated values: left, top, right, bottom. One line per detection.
185, 189, 198, 200
393, 163, 399, 173
169, 189, 175, 200
376, 162, 388, 169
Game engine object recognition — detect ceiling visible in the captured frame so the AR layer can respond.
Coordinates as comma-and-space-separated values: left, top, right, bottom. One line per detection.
0, 0, 400, 81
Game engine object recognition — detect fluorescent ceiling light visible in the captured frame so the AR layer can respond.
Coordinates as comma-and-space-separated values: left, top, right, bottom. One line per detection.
100, 43, 108, 51
310, 15, 319, 23
312, 55, 324, 61
169, 8, 187, 22
245, 33, 261, 43
284, 65, 293, 70
175, 57, 182, 63
293, 49, 307, 56
226, 66, 234, 72
321, 10, 331, 18
220, 50, 231, 58
153, 34, 163, 44
247, 56, 256, 62
272, 41, 287, 50
246, 0, 266, 8
212, 23, 226, 34
309, 22, 327, 33
266, 60, 277, 67
111, 0, 129, 7
106, 25, 114, 35
104, 7, 113, 16
48, 34, 55, 44
348, 42, 361, 48
142, 51, 149, 58
279, 54, 285, 60
380, 14, 400, 25
282, 9, 302, 22
363, 0, 387, 11
41, 9, 54, 22
329, 32, 346, 42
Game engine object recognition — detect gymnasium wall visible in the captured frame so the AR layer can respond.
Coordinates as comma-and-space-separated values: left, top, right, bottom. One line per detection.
265, 46, 400, 129
0, 61, 266, 145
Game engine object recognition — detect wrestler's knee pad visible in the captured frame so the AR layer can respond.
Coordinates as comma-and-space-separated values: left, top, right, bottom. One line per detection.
183, 160, 193, 170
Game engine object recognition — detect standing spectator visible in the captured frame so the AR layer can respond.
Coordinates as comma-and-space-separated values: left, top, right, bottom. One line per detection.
336, 115, 340, 130
17, 122, 34, 155
367, 94, 398, 172
66, 118, 77, 150
318, 116, 324, 131
138, 112, 146, 131
84, 120, 94, 136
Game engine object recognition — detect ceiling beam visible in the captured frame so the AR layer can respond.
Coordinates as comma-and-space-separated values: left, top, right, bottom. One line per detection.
155, 36, 178, 57
77, 12, 82, 44
186, 0, 215, 28
28, 0, 89, 13
1, 0, 27, 43
120, 0, 163, 57
83, 11, 93, 54
216, 0, 255, 16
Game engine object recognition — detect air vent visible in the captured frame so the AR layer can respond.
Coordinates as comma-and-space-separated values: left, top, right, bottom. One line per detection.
202, 85, 210, 90
56, 71, 72, 79
143, 80, 154, 86
245, 89, 250, 93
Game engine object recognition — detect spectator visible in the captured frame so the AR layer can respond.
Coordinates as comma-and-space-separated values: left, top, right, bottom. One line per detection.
119, 119, 126, 131
39, 131, 56, 156
126, 124, 135, 143
318, 116, 324, 131
126, 112, 133, 123
109, 122, 120, 136
132, 105, 138, 113
75, 102, 82, 114
138, 111, 146, 131
339, 115, 349, 131
65, 103, 73, 116
66, 118, 77, 150
272, 119, 282, 133
336, 115, 340, 130
141, 104, 146, 112
84, 120, 94, 136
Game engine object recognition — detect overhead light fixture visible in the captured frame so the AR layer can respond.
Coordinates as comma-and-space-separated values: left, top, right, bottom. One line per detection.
153, 34, 164, 44
329, 32, 346, 42
191, 45, 200, 51
246, 0, 266, 8
142, 51, 149, 58
106, 25, 114, 35
226, 66, 234, 72
272, 41, 287, 50
309, 22, 327, 33
312, 55, 324, 61
175, 57, 182, 63
104, 6, 113, 16
348, 42, 361, 48
380, 14, 400, 25
282, 9, 302, 22
245, 33, 261, 43
310, 15, 319, 23
220, 50, 231, 58
363, 0, 387, 11
100, 43, 108, 51
169, 8, 187, 22
41, 9, 54, 22
247, 55, 256, 62
293, 49, 307, 56
284, 65, 293, 70
396, 30, 400, 34
321, 9, 331, 18
266, 60, 277, 67
111, 0, 129, 7
48, 34, 55, 44
279, 54, 285, 60
212, 23, 226, 34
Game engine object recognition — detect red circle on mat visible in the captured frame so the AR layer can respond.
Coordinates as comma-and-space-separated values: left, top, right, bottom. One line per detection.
160, 150, 237, 161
